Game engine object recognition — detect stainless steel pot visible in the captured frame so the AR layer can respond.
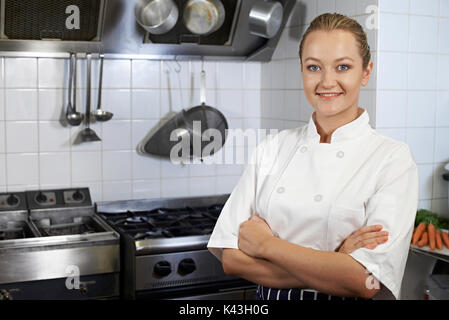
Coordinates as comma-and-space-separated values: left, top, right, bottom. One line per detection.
183, 0, 225, 36
249, 1, 284, 39
135, 0, 179, 35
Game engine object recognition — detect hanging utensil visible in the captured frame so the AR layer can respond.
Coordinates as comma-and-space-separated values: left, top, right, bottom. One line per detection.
92, 55, 113, 122
77, 53, 101, 142
182, 0, 225, 36
135, 0, 179, 35
66, 53, 84, 126
249, 1, 284, 39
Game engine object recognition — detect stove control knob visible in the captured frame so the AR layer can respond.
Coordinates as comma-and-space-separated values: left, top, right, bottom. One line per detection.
36, 192, 47, 203
153, 261, 172, 278
6, 194, 19, 206
72, 190, 84, 201
178, 258, 196, 276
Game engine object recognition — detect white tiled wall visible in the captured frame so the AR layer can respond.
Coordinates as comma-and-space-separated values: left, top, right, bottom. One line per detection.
376, 0, 449, 218
0, 57, 262, 201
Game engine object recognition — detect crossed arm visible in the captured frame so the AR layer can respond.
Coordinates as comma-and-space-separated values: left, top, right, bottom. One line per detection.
222, 216, 387, 299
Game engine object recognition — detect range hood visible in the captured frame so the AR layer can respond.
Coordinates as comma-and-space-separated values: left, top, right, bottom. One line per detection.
0, 0, 295, 61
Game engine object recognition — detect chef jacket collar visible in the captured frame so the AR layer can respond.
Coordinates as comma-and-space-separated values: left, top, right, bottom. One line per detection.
306, 108, 370, 144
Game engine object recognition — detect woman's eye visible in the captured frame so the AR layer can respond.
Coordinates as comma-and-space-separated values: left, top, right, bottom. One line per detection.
338, 64, 350, 71
307, 65, 320, 71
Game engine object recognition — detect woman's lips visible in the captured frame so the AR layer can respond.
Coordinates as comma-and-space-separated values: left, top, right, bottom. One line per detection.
316, 93, 343, 101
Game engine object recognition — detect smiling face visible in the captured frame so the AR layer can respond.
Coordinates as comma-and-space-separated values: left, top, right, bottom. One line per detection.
300, 29, 373, 122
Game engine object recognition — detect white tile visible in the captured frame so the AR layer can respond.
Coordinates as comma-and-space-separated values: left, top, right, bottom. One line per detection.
38, 89, 65, 121
132, 60, 160, 89
0, 90, 4, 121
434, 127, 449, 163
436, 91, 449, 127
132, 119, 158, 148
0, 154, 5, 186
39, 152, 71, 186
71, 151, 102, 182
283, 90, 301, 121
187, 158, 216, 177
0, 122, 4, 153
244, 63, 262, 90
76, 58, 100, 89
215, 175, 240, 194
161, 159, 189, 178
132, 89, 160, 119
161, 178, 189, 197
132, 180, 161, 199
216, 90, 244, 119
407, 91, 436, 127
101, 120, 131, 150
161, 60, 191, 89
378, 0, 409, 14
190, 61, 217, 90
379, 13, 408, 51
189, 177, 216, 196
417, 164, 433, 199
376, 128, 407, 142
406, 127, 435, 163
243, 90, 261, 118
103, 181, 132, 201
217, 62, 244, 90
364, 52, 377, 91
102, 59, 131, 89
359, 90, 376, 125
438, 55, 449, 91
354, 15, 378, 52
102, 150, 132, 181
160, 89, 187, 115
432, 163, 448, 199
300, 93, 314, 122
284, 26, 303, 60
439, 18, 449, 54
357, 0, 379, 16
431, 198, 449, 219
270, 60, 286, 90
408, 54, 437, 90
409, 16, 438, 53
272, 28, 287, 61
39, 121, 71, 152
317, 0, 336, 15
132, 151, 161, 180
97, 89, 131, 120
441, 0, 449, 17
284, 59, 302, 90
288, 0, 316, 26
38, 58, 68, 88
5, 89, 38, 120
271, 90, 285, 119
418, 199, 432, 210
5, 58, 37, 88
6, 153, 39, 185
377, 52, 408, 90
261, 63, 272, 90
336, 0, 357, 16
0, 58, 4, 88
410, 0, 439, 16
5, 121, 38, 153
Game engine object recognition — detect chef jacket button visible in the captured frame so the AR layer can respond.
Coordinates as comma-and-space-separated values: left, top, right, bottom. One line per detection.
337, 151, 344, 158
277, 187, 285, 194
314, 194, 323, 202
300, 146, 308, 153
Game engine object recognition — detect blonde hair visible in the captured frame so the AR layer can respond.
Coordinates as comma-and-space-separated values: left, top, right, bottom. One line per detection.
299, 13, 371, 70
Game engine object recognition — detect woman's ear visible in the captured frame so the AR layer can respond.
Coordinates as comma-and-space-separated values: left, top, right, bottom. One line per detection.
361, 60, 374, 87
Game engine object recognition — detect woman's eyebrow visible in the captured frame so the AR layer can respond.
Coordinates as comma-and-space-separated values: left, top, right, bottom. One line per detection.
304, 57, 354, 62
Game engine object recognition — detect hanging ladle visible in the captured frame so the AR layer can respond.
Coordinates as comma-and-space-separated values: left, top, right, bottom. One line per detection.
77, 53, 101, 142
66, 53, 84, 126
92, 55, 113, 122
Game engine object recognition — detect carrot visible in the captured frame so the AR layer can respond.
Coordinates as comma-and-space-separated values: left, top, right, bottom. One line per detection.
418, 232, 428, 247
411, 228, 416, 244
435, 230, 443, 250
442, 232, 449, 249
428, 223, 436, 250
412, 222, 426, 245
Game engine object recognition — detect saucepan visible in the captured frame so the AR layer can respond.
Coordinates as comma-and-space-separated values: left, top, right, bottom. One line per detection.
182, 0, 225, 36
249, 1, 284, 39
135, 0, 179, 35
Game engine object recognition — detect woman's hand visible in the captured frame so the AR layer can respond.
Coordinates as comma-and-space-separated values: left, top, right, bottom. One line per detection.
337, 225, 389, 254
238, 215, 274, 258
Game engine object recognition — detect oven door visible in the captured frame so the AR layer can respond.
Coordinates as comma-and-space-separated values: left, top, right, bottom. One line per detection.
135, 279, 257, 300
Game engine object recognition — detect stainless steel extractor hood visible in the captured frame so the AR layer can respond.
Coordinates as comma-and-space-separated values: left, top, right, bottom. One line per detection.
0, 0, 295, 61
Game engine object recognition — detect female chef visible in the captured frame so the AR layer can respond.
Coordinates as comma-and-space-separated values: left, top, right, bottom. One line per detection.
207, 13, 419, 300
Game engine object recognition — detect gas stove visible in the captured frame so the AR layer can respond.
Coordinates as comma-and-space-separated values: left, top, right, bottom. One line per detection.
0, 188, 120, 300
97, 194, 257, 300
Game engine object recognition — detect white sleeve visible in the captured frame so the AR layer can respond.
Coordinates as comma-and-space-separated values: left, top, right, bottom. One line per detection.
349, 144, 419, 300
207, 135, 270, 261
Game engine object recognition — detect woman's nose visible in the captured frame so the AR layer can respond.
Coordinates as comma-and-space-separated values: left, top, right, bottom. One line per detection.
320, 70, 338, 88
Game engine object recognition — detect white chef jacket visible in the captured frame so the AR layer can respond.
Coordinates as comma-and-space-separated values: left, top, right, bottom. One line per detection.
207, 108, 419, 300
